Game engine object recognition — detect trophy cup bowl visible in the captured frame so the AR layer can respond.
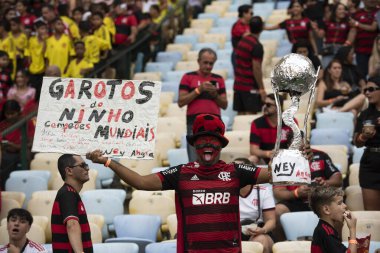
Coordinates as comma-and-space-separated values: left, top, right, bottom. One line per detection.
270, 53, 318, 185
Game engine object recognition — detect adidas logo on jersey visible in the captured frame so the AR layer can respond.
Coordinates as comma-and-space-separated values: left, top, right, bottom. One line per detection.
191, 174, 199, 180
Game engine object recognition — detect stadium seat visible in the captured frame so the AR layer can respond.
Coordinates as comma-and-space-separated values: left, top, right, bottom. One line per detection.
342, 211, 380, 241
352, 146, 365, 164
272, 241, 311, 253
310, 128, 351, 152
0, 198, 20, 221
93, 242, 139, 253
164, 103, 186, 118
156, 51, 183, 66
198, 12, 220, 22
215, 17, 236, 29
113, 214, 161, 241
205, 5, 227, 16
224, 130, 250, 150
1, 191, 26, 207
316, 112, 355, 139
133, 72, 161, 81
210, 27, 231, 41
87, 214, 105, 233
223, 11, 238, 18
193, 42, 219, 52
81, 189, 126, 205
190, 18, 214, 31
232, 114, 262, 131
5, 175, 48, 208
214, 59, 234, 79
10, 170, 51, 185
157, 117, 186, 145
202, 34, 227, 49
166, 214, 177, 239
280, 211, 319, 240
155, 132, 177, 164
163, 70, 187, 83
161, 82, 179, 102
345, 185, 364, 211
175, 61, 198, 71
220, 147, 250, 163
183, 28, 207, 41
241, 241, 264, 253
174, 35, 199, 49
145, 241, 177, 253
83, 158, 115, 188
167, 148, 189, 166
166, 44, 192, 61
90, 222, 102, 244
349, 163, 359, 186
145, 62, 174, 73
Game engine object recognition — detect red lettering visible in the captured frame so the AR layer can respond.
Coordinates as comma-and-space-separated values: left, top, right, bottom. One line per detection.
64, 80, 75, 98
124, 129, 132, 138
108, 109, 122, 122
136, 128, 145, 139
121, 81, 135, 100
94, 81, 106, 98
149, 127, 155, 141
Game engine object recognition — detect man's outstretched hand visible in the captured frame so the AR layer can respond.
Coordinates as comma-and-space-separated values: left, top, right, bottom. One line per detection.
86, 150, 108, 164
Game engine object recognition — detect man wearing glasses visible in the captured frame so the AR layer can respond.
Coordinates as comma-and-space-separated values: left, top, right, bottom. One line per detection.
51, 155, 93, 253
249, 94, 293, 165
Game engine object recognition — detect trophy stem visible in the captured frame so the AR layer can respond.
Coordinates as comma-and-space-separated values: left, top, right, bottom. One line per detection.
302, 67, 319, 142
272, 87, 282, 153
282, 95, 301, 150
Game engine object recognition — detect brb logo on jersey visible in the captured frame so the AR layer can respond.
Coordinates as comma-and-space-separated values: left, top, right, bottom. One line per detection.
192, 191, 231, 205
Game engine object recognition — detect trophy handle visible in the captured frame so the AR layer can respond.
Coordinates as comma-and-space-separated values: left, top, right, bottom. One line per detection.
302, 66, 320, 143
272, 85, 282, 153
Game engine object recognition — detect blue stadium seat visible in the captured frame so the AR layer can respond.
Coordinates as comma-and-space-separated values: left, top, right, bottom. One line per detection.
10, 170, 51, 185
113, 214, 161, 241
161, 81, 179, 102
167, 148, 189, 166
163, 70, 187, 83
194, 42, 219, 51
93, 243, 139, 253
145, 241, 177, 253
253, 2, 275, 12
214, 60, 234, 79
156, 52, 183, 66
216, 18, 236, 29
83, 158, 115, 188
198, 13, 220, 22
174, 35, 199, 49
310, 128, 351, 151
217, 49, 232, 60
316, 112, 355, 139
145, 62, 174, 74
209, 27, 231, 41
280, 211, 319, 240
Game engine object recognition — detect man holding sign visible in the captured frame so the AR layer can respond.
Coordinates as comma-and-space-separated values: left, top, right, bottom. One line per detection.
87, 114, 269, 253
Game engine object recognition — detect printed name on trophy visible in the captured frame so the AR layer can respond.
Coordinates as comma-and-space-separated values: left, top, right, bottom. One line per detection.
273, 162, 295, 176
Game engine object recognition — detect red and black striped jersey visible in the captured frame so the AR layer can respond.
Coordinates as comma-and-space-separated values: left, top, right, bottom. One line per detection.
157, 161, 262, 253
234, 35, 263, 92
352, 8, 379, 54
322, 21, 350, 44
51, 184, 93, 253
279, 17, 312, 43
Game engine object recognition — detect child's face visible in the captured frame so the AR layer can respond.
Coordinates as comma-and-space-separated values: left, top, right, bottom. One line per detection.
75, 43, 85, 57
10, 21, 20, 32
327, 195, 347, 223
37, 25, 48, 38
0, 55, 10, 68
91, 15, 102, 28
15, 71, 27, 87
54, 20, 65, 33
72, 10, 82, 23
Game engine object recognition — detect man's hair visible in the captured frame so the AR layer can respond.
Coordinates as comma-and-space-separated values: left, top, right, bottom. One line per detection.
198, 48, 217, 61
58, 154, 76, 180
309, 186, 344, 217
7, 208, 33, 225
267, 93, 284, 110
91, 11, 104, 19
42, 4, 55, 11
238, 4, 252, 18
74, 40, 85, 47
249, 16, 263, 34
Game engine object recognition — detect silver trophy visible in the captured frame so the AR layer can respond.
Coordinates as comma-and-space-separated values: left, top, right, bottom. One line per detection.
270, 53, 319, 185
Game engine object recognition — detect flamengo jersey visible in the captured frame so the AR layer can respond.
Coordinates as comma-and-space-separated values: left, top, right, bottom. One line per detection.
157, 161, 261, 253
0, 240, 48, 253
51, 184, 93, 253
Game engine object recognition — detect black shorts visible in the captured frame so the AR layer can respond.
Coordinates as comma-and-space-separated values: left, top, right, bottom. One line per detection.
359, 149, 380, 190
233, 90, 262, 113
278, 199, 311, 212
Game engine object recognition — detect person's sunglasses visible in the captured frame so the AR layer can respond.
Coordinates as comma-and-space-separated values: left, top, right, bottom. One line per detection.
69, 162, 89, 169
364, 87, 380, 93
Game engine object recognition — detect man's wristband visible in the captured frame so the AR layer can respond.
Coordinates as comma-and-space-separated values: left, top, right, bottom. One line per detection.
293, 188, 299, 198
104, 158, 111, 167
349, 239, 358, 245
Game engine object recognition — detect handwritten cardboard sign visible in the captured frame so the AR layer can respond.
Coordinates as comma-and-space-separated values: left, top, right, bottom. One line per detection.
32, 77, 161, 159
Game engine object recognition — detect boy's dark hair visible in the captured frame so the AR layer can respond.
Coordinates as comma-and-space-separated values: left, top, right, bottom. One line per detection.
79, 21, 91, 32
58, 4, 69, 16
42, 4, 55, 11
34, 20, 47, 29
238, 4, 252, 18
249, 16, 263, 34
7, 208, 33, 225
74, 40, 85, 47
58, 154, 76, 180
1, 99, 21, 121
51, 17, 63, 24
309, 186, 344, 217
91, 11, 104, 19
72, 7, 84, 14
150, 4, 160, 13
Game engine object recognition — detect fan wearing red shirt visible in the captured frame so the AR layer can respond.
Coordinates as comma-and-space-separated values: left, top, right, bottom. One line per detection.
114, 3, 138, 45
87, 114, 270, 253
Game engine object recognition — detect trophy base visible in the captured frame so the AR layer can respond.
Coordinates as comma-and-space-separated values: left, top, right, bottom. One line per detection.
270, 149, 311, 186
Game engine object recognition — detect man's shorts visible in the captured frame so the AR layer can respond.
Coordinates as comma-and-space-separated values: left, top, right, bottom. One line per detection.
233, 90, 263, 113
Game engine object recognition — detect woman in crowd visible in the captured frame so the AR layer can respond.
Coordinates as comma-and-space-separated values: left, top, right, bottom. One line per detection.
316, 59, 366, 115
312, 3, 350, 68
353, 76, 380, 211
368, 35, 380, 78
7, 70, 36, 109
291, 40, 323, 79
266, 1, 318, 54
334, 45, 366, 91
